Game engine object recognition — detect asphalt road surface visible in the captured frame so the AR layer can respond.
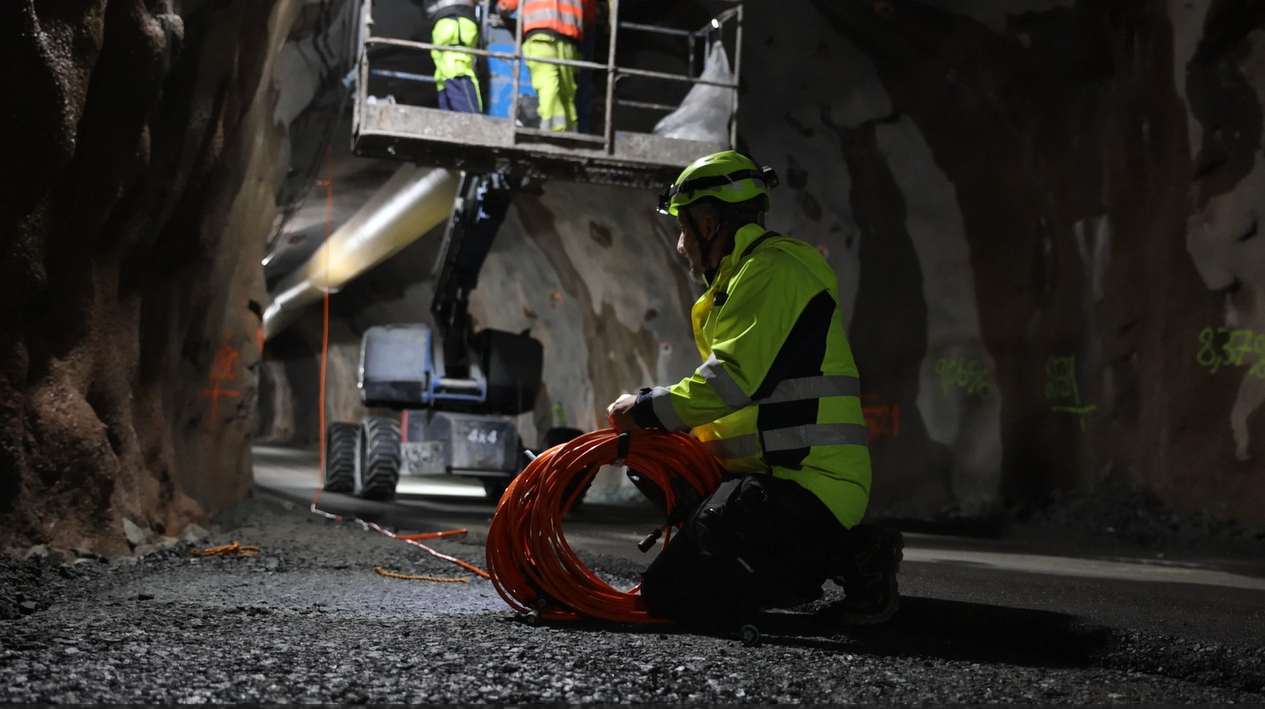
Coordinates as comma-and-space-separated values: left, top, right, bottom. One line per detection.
1, 444, 1262, 703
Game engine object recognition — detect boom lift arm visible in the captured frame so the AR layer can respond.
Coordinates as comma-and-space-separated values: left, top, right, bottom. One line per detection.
429, 173, 514, 382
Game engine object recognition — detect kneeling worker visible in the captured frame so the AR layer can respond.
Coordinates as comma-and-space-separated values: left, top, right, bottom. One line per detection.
606, 151, 904, 626
496, 0, 595, 131
429, 0, 482, 113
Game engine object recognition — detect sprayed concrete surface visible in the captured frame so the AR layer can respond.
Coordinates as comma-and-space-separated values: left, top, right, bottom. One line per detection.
4, 485, 1265, 703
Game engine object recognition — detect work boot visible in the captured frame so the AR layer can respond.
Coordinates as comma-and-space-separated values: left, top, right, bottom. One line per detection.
832, 524, 903, 626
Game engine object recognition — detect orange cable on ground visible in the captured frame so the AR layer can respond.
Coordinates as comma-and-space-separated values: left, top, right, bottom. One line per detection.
486, 428, 724, 623
397, 529, 468, 541
306, 507, 488, 578
360, 518, 489, 579
374, 566, 468, 583
190, 542, 260, 557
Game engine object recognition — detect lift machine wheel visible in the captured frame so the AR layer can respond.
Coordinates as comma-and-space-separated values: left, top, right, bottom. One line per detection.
355, 416, 402, 500
323, 422, 359, 493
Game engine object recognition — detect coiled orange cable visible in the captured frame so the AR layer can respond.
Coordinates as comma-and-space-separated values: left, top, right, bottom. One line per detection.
486, 428, 724, 623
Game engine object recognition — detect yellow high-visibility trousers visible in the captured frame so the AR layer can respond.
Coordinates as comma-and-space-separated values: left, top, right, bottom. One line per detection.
522, 33, 580, 131
432, 16, 482, 112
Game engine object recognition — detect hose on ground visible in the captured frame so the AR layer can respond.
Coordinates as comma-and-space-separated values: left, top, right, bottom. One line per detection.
486, 428, 724, 623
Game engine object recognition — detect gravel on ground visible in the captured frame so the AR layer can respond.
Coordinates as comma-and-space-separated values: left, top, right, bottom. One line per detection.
2, 491, 1263, 704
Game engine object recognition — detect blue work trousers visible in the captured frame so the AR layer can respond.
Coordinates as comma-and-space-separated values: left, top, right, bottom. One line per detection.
438, 75, 482, 114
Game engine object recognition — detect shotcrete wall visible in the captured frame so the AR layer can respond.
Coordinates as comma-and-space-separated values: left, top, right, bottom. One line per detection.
266, 1, 1265, 522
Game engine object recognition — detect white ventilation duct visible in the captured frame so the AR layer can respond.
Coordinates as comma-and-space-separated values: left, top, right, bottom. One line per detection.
263, 165, 460, 340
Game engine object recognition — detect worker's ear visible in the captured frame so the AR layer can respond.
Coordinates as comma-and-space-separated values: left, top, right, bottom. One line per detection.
696, 206, 721, 241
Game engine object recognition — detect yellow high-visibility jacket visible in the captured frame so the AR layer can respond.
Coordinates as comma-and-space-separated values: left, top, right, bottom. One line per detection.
633, 224, 871, 528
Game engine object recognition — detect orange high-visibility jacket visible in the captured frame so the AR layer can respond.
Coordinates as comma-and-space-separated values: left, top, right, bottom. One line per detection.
498, 0, 596, 42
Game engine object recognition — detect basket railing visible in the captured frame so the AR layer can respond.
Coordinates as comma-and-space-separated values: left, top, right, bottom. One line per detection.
355, 0, 743, 154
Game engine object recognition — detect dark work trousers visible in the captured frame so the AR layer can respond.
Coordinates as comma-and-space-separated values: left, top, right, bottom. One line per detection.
639, 473, 847, 623
438, 75, 481, 114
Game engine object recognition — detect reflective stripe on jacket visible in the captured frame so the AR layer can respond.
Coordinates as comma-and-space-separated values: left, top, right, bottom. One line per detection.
636, 223, 872, 528
497, 0, 595, 41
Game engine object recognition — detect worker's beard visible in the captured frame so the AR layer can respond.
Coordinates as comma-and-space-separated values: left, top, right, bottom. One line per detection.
682, 231, 714, 285
680, 244, 708, 284
687, 260, 708, 285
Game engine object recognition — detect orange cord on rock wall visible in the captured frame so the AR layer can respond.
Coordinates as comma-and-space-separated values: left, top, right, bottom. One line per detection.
486, 428, 723, 624
316, 146, 334, 504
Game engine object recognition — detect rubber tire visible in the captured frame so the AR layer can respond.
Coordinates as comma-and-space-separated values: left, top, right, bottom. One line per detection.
544, 426, 584, 448
355, 416, 401, 500
482, 478, 509, 503
323, 422, 359, 493
543, 427, 589, 509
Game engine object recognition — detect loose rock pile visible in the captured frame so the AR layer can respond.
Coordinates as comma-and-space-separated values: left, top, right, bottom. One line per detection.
1017, 486, 1265, 557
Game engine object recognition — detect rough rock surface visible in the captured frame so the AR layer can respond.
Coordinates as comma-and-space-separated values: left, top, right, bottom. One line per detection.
1012, 484, 1265, 559
1, 493, 1262, 703
0, 0, 354, 553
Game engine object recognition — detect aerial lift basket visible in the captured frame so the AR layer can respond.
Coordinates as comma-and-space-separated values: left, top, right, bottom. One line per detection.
351, 0, 745, 189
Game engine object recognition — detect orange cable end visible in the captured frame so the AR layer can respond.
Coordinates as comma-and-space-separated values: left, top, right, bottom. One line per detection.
397, 529, 468, 541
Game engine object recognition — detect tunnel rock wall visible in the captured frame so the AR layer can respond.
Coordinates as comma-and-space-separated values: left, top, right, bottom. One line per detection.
0, 0, 315, 554
740, 0, 1265, 524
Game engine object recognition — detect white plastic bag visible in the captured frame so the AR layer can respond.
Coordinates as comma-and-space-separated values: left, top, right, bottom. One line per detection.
653, 40, 734, 144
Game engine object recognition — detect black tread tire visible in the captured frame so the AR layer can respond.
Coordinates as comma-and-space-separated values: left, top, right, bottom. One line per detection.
482, 478, 509, 502
323, 422, 359, 493
543, 426, 585, 448
543, 427, 589, 509
356, 416, 401, 500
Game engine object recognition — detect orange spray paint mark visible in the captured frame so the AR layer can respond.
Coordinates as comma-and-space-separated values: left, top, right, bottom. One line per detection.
203, 330, 242, 427
862, 404, 900, 440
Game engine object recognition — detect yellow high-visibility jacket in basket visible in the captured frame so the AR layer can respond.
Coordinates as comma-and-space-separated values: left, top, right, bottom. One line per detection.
639, 223, 872, 529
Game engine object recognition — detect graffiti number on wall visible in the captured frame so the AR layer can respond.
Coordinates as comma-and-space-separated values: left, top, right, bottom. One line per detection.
1196, 327, 1265, 377
862, 405, 900, 440
934, 358, 993, 399
1046, 355, 1096, 432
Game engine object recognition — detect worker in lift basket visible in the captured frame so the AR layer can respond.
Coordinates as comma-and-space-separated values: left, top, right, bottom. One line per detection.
496, 0, 596, 131
424, 0, 483, 112
605, 151, 905, 626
